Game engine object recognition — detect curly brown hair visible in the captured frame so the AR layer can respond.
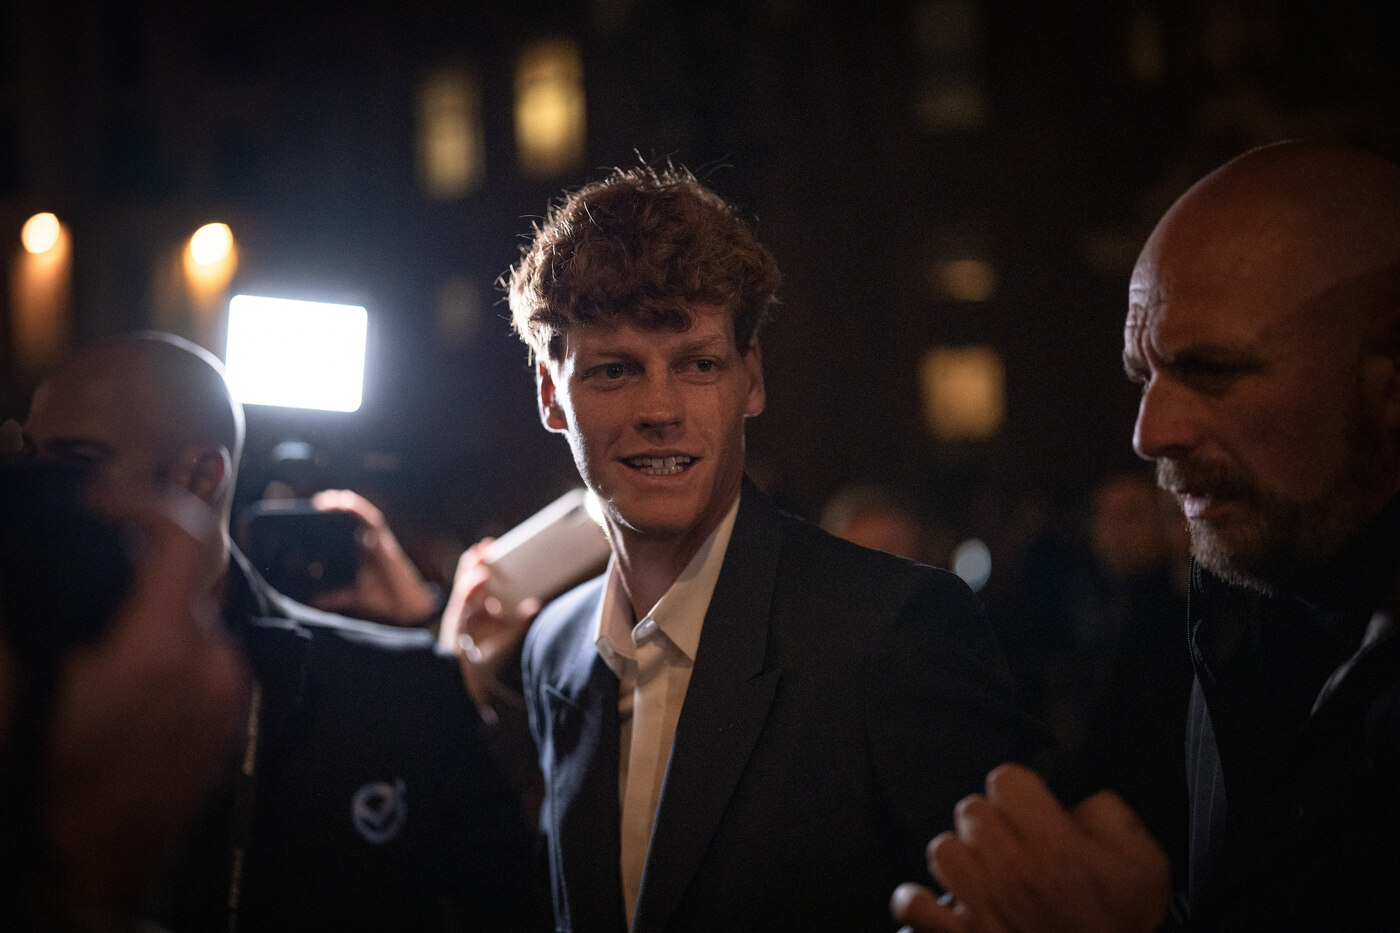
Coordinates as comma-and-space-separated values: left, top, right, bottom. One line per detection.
506, 165, 780, 363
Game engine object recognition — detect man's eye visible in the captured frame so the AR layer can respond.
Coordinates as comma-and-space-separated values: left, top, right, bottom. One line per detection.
604, 363, 625, 379
694, 359, 714, 373
1177, 362, 1248, 394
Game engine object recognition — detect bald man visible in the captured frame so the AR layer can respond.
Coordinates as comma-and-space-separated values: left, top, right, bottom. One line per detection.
25, 334, 533, 932
893, 142, 1400, 932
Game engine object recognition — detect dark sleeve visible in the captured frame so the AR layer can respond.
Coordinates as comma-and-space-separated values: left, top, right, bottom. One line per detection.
863, 567, 1083, 877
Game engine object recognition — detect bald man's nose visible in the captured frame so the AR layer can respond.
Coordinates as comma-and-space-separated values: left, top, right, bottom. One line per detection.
1133, 379, 1202, 461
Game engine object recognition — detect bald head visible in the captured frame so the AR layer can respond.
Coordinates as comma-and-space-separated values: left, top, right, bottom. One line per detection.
1136, 141, 1400, 340
26, 333, 245, 533
1125, 142, 1400, 591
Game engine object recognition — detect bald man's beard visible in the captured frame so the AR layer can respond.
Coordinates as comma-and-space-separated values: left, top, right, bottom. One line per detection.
1157, 393, 1393, 596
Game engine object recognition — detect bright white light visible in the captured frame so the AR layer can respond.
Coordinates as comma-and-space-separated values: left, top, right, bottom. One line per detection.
189, 223, 234, 266
21, 213, 62, 255
951, 537, 992, 592
224, 295, 367, 412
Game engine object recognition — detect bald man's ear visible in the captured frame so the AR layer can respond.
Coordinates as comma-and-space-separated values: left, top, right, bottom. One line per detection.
171, 446, 233, 505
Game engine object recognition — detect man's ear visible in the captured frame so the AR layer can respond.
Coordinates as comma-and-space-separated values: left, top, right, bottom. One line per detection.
537, 361, 569, 433
171, 445, 232, 505
742, 338, 766, 418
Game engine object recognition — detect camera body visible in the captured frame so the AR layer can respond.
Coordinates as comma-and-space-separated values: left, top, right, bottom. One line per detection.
0, 461, 134, 664
239, 500, 359, 605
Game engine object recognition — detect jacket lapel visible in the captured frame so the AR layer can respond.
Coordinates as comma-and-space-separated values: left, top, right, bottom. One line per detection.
631, 484, 784, 933
542, 599, 626, 933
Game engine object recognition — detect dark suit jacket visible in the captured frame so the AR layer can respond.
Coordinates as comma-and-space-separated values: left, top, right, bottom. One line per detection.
1184, 555, 1400, 931
523, 482, 1060, 933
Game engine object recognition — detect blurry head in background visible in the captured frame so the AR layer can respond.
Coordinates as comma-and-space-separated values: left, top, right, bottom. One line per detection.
821, 483, 925, 562
24, 332, 244, 584
1089, 470, 1181, 581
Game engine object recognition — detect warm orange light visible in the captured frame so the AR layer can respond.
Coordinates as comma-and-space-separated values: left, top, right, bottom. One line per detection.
21, 213, 62, 255
11, 215, 73, 377
189, 223, 234, 266
180, 224, 239, 352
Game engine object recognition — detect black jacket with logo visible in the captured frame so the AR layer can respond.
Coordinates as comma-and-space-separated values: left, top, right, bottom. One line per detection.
153, 547, 535, 932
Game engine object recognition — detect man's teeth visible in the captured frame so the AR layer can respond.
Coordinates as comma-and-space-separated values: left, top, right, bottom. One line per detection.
628, 456, 693, 475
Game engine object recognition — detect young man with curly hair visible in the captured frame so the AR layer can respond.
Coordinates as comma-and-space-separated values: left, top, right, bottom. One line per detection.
508, 166, 1060, 933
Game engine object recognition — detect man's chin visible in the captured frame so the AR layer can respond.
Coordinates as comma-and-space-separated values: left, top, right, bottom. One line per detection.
1189, 522, 1281, 596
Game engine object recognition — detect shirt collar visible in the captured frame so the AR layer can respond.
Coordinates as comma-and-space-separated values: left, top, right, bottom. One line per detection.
594, 495, 741, 675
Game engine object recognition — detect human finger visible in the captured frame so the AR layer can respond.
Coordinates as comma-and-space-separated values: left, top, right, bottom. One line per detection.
954, 792, 1022, 861
1069, 792, 1171, 931
925, 832, 1010, 933
890, 883, 967, 933
311, 489, 384, 529
982, 763, 1076, 851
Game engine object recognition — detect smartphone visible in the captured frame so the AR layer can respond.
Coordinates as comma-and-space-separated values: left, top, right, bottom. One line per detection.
484, 488, 611, 613
240, 500, 360, 604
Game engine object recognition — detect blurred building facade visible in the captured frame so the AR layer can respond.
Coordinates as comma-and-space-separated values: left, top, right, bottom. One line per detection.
1, 0, 1397, 545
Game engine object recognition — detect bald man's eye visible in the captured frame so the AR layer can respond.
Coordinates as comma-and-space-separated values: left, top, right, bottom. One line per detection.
40, 440, 113, 468
1174, 360, 1254, 396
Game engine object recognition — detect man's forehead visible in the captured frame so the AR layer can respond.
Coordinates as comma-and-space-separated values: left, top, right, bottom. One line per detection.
561, 308, 735, 353
27, 360, 155, 443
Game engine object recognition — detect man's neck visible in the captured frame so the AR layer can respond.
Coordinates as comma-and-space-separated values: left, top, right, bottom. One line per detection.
607, 501, 739, 622
1290, 492, 1400, 622
610, 533, 707, 624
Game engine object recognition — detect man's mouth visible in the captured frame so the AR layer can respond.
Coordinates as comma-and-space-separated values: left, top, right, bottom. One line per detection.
1175, 491, 1217, 520
624, 455, 694, 476
1158, 461, 1250, 521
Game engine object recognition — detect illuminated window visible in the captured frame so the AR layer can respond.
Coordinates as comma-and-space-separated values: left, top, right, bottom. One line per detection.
927, 257, 997, 303
514, 39, 586, 178
911, 0, 987, 133
417, 67, 485, 198
919, 345, 1004, 439
224, 295, 368, 412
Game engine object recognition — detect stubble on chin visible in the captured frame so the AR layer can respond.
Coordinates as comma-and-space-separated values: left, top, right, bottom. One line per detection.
1156, 458, 1292, 594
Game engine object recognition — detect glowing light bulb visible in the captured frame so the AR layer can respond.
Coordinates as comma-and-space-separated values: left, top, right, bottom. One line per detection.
189, 223, 234, 266
21, 213, 62, 255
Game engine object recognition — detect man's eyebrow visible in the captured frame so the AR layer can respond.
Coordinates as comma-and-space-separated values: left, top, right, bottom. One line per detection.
673, 334, 729, 354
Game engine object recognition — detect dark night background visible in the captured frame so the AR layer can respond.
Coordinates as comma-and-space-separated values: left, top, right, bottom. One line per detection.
2, 0, 1397, 584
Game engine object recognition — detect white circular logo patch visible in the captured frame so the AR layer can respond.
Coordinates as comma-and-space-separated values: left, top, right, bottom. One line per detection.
351, 778, 407, 844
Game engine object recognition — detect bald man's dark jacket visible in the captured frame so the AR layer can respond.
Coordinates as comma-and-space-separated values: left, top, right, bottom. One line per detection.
1185, 498, 1400, 931
152, 547, 535, 932
523, 481, 1063, 933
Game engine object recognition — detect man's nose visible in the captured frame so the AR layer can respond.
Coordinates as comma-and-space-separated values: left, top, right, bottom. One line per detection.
1133, 378, 1202, 461
636, 374, 683, 432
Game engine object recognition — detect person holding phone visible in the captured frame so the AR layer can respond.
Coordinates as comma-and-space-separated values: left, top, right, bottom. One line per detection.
23, 333, 536, 932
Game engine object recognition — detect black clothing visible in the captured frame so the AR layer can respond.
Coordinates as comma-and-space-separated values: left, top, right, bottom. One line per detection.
153, 548, 534, 932
1185, 498, 1400, 930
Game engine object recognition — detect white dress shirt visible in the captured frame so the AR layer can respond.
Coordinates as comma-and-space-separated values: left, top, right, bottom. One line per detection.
593, 496, 740, 926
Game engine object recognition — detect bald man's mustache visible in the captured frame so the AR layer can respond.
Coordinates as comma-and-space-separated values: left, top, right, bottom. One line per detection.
1155, 458, 1258, 509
